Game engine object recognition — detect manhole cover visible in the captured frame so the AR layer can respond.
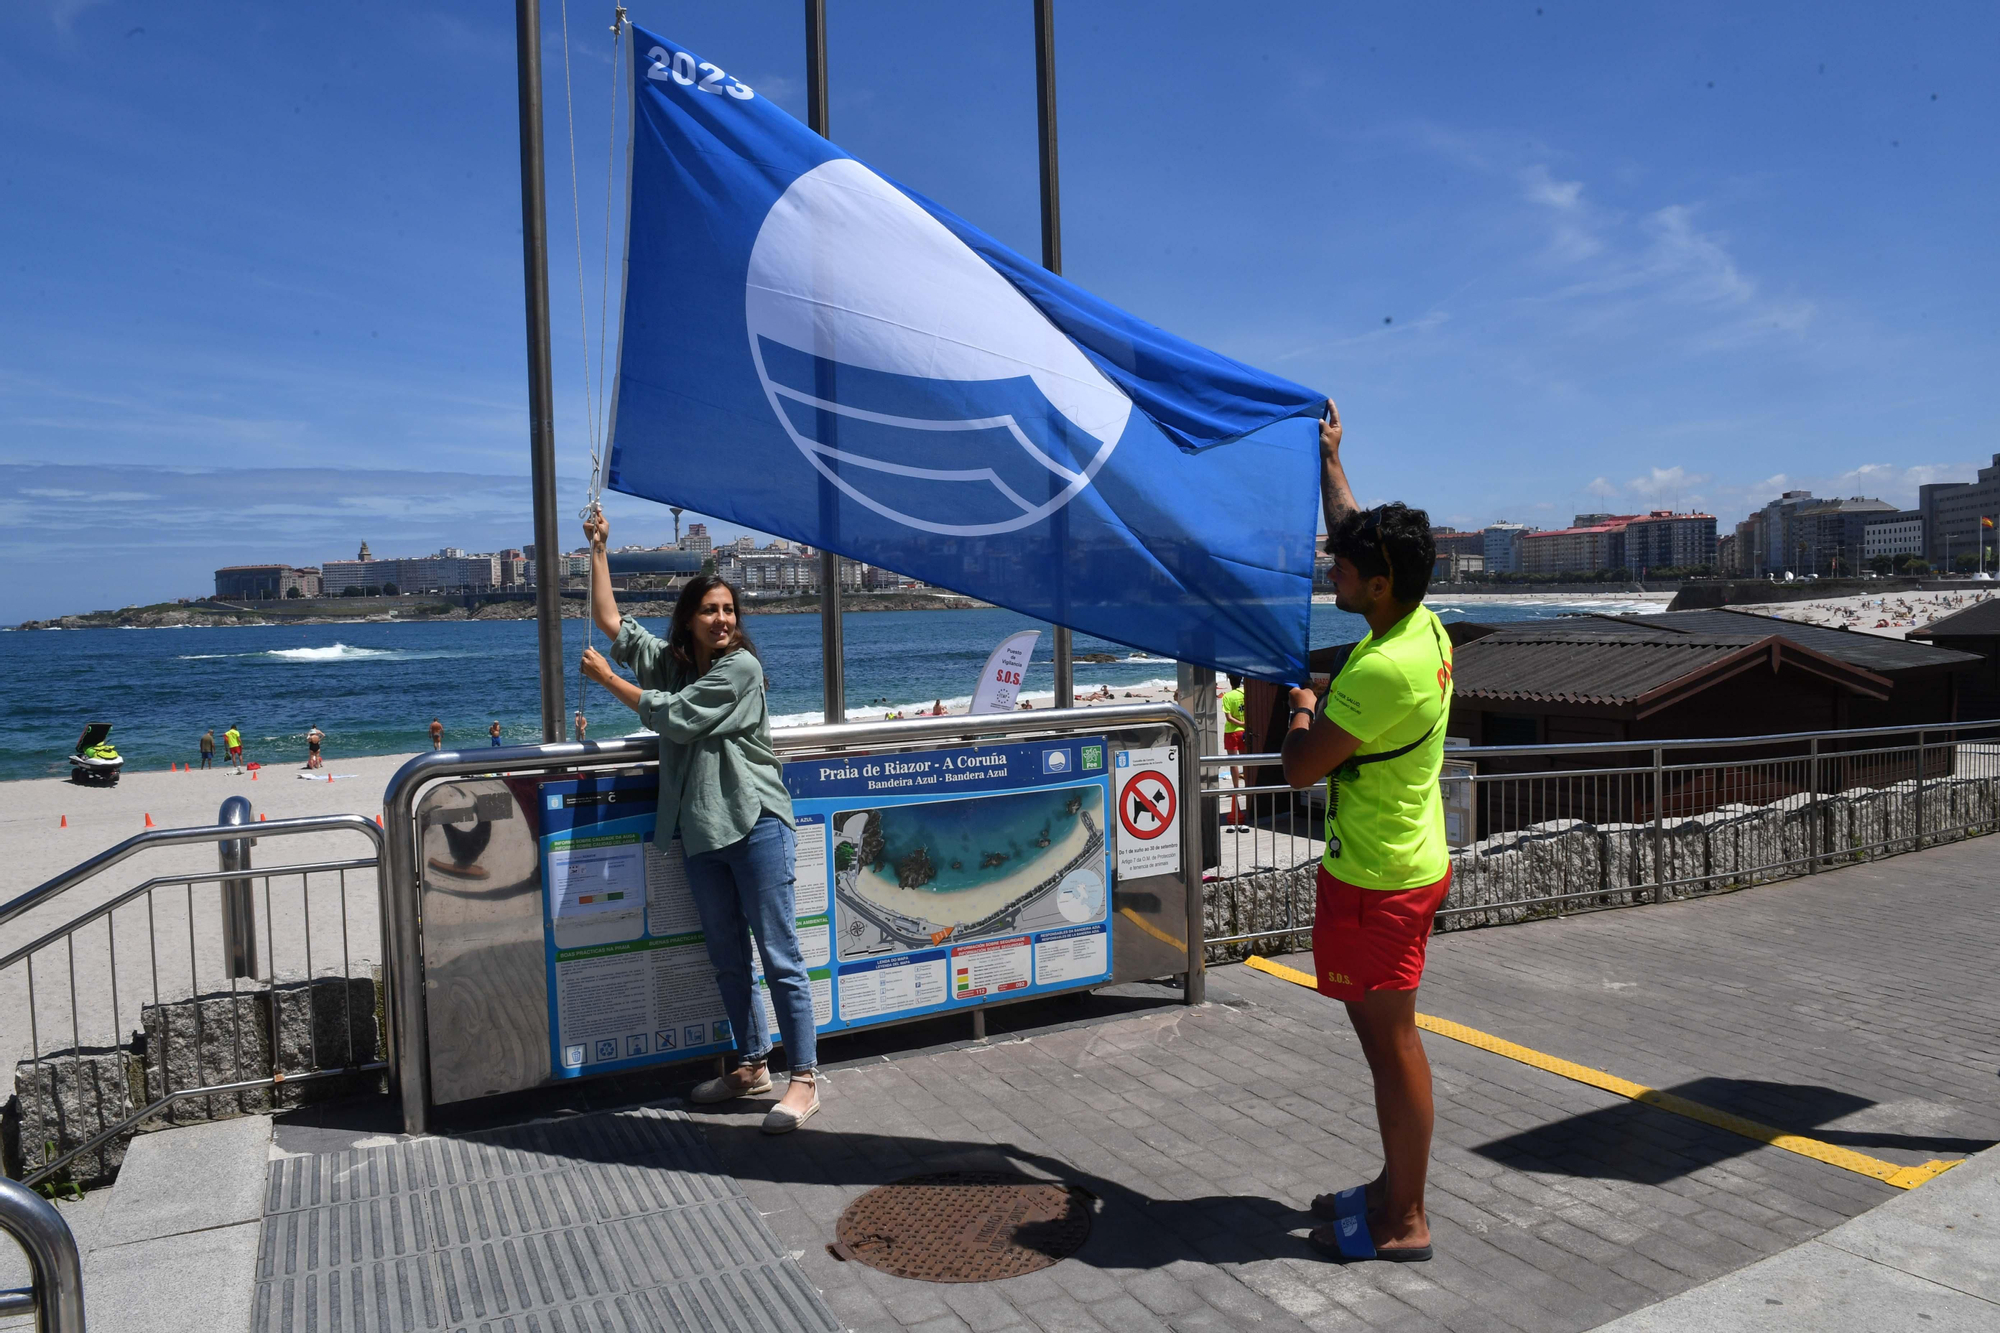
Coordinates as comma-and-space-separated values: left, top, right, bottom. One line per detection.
831, 1171, 1093, 1282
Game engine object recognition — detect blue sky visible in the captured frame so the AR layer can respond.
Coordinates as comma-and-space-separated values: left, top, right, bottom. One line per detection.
3, 1, 1995, 621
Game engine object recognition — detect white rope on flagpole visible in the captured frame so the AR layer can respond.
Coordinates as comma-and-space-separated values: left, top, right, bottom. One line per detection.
558, 1, 626, 736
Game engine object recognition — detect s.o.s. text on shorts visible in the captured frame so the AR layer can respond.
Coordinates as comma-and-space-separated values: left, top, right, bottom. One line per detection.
1310, 865, 1451, 1002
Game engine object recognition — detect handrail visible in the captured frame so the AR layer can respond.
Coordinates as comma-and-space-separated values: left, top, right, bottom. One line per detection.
381, 703, 1201, 1135
0, 1176, 85, 1333
1199, 717, 1998, 767
1, 858, 379, 973
0, 813, 386, 930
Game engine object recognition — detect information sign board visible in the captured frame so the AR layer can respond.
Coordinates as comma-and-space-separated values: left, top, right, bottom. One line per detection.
1113, 745, 1182, 879
535, 735, 1114, 1081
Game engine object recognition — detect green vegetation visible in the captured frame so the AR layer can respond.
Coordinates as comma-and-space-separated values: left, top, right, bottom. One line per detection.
1870, 553, 1931, 575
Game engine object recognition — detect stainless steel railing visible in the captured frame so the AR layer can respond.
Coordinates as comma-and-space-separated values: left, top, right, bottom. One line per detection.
1, 814, 387, 1188
1197, 719, 2000, 955
0, 1176, 84, 1333
380, 702, 1203, 1135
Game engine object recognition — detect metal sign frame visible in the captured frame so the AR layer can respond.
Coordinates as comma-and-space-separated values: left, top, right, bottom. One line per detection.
382, 702, 1200, 1135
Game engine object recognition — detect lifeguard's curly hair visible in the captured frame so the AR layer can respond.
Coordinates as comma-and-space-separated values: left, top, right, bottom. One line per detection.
1328, 502, 1435, 605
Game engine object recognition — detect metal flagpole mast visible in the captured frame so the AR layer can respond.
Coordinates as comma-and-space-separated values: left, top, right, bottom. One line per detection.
807, 0, 846, 723
1035, 0, 1073, 709
516, 0, 566, 743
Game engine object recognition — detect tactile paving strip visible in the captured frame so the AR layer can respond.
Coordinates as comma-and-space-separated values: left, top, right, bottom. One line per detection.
251, 1107, 838, 1333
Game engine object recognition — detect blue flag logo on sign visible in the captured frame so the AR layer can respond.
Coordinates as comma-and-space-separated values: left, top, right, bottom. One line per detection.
609, 28, 1327, 680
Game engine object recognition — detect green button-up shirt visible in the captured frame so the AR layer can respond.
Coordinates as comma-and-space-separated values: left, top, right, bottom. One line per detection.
609, 617, 795, 857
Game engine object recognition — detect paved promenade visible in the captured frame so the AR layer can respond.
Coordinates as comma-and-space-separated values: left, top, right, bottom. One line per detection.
6, 834, 1993, 1331
692, 834, 1998, 1333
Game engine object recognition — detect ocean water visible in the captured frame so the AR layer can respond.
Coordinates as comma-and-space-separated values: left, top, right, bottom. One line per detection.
848, 784, 1098, 895
0, 597, 1661, 782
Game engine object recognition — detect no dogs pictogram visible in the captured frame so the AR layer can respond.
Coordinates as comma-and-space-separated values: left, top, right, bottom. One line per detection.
1119, 771, 1176, 840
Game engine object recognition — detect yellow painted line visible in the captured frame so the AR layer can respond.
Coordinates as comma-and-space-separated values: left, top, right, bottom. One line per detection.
1241, 955, 1960, 1191
1119, 906, 1187, 953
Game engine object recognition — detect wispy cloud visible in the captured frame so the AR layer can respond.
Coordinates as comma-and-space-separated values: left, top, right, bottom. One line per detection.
1519, 164, 1600, 263
1511, 168, 1816, 355
50, 0, 113, 37
1624, 465, 1711, 509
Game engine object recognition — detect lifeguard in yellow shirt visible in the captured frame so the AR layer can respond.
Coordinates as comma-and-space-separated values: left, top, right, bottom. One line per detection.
1282, 400, 1453, 1267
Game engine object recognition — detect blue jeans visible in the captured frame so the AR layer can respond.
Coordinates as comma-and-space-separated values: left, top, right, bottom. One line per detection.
683, 814, 817, 1073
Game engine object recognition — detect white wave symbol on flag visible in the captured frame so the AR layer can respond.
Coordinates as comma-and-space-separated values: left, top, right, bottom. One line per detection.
746, 158, 1132, 537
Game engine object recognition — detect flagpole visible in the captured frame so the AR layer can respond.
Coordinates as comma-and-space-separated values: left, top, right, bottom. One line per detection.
806, 0, 847, 724
516, 0, 566, 743
1035, 0, 1074, 710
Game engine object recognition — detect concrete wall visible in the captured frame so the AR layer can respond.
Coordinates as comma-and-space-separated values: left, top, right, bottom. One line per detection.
5, 974, 379, 1188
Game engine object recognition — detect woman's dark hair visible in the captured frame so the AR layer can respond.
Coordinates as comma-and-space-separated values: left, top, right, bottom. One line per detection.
668, 574, 759, 672
1329, 502, 1435, 605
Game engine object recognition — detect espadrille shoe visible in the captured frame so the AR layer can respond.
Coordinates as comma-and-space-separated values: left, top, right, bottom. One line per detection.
761, 1076, 820, 1133
690, 1064, 772, 1104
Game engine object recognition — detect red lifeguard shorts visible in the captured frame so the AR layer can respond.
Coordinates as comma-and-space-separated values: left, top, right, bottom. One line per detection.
1311, 865, 1452, 1002
1222, 731, 1245, 753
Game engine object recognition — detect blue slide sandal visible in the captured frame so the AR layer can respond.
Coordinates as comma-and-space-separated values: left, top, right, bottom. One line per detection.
1307, 1187, 1433, 1263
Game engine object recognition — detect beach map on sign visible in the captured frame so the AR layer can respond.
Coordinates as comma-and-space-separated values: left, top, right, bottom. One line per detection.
788, 737, 1115, 1023
830, 784, 1106, 960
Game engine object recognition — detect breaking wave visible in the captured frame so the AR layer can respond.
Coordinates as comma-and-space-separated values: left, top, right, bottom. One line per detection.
177, 643, 466, 663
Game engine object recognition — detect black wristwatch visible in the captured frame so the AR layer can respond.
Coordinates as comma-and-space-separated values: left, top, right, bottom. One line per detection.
1289, 707, 1316, 724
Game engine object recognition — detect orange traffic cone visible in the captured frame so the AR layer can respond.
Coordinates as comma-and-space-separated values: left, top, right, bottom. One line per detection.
251, 768, 258, 781
60, 815, 67, 828
144, 813, 155, 828
259, 813, 266, 821
375, 815, 384, 827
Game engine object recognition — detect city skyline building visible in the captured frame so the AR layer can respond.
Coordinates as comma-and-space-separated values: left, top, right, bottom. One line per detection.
213, 564, 322, 600
321, 549, 500, 595
203, 459, 1966, 607
1919, 454, 2000, 568
1516, 510, 1716, 575
1863, 512, 1924, 563
1482, 521, 1537, 574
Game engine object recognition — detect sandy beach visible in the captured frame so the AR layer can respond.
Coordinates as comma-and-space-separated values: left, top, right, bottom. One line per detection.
846, 788, 1102, 929
835, 677, 1182, 723
1729, 588, 1999, 639
0, 751, 417, 1075
2, 687, 1180, 921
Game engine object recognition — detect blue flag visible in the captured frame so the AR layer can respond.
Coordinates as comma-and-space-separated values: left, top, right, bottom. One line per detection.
608, 27, 1326, 680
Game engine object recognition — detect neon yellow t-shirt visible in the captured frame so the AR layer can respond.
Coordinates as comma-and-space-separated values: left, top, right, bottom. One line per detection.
224, 728, 241, 749
1220, 687, 1245, 734
1320, 604, 1454, 889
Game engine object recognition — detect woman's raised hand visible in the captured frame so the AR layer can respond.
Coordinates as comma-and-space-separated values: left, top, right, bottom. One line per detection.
583, 510, 609, 552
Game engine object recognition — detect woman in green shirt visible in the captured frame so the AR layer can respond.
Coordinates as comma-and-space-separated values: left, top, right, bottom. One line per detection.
579, 513, 819, 1132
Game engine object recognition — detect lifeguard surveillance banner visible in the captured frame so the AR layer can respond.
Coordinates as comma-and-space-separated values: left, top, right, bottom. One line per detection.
607, 26, 1325, 680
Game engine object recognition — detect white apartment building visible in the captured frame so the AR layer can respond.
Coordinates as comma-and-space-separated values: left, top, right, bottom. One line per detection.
1863, 514, 1923, 560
